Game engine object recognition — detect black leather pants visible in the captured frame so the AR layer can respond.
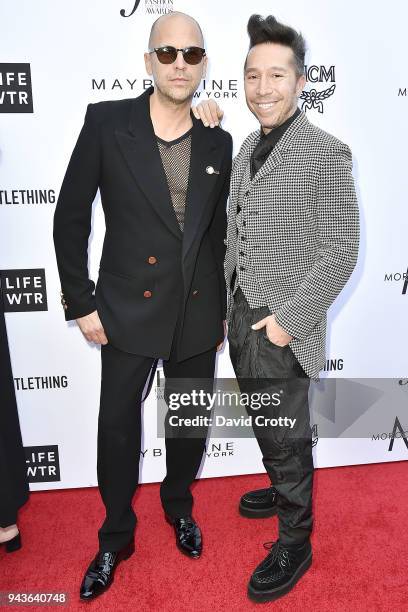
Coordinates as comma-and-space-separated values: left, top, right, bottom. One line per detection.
228, 287, 314, 546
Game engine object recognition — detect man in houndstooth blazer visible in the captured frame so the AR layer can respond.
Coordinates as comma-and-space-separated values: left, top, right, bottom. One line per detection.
196, 13, 360, 603
224, 111, 359, 380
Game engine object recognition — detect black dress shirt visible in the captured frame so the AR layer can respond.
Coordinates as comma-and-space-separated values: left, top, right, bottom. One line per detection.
250, 107, 300, 179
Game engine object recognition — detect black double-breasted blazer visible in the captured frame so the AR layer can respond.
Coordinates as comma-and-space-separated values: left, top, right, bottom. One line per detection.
53, 86, 232, 361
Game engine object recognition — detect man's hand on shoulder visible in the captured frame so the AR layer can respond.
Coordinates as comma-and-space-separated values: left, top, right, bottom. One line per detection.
192, 100, 224, 127
76, 310, 108, 345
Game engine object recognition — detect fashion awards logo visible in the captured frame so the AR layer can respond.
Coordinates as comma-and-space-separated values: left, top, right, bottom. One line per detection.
120, 0, 141, 15
1, 269, 48, 312
0, 64, 33, 113
300, 65, 336, 113
25, 446, 61, 482
120, 0, 173, 17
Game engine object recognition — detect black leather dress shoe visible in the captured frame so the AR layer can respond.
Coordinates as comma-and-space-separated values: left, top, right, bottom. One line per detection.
79, 539, 135, 601
248, 539, 312, 602
165, 515, 202, 559
239, 485, 278, 518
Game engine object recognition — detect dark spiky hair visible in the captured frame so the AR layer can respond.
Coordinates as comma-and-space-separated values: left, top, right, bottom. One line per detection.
246, 14, 306, 76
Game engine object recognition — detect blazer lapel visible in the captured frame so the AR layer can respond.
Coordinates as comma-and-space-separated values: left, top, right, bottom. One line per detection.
114, 87, 182, 240
252, 146, 284, 185
229, 132, 258, 215
182, 116, 224, 260
251, 111, 309, 186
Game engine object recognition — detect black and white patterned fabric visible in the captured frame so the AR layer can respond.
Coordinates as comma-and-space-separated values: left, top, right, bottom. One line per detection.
157, 129, 192, 232
233, 158, 265, 300
224, 111, 360, 380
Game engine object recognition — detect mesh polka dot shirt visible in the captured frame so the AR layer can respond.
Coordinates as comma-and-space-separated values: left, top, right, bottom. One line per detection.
156, 127, 193, 232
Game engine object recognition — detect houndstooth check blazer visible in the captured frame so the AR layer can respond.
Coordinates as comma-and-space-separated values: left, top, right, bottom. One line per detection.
224, 111, 360, 380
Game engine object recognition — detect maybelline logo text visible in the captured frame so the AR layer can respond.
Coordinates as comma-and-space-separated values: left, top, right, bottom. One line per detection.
91, 78, 238, 99
140, 448, 163, 457
205, 441, 234, 458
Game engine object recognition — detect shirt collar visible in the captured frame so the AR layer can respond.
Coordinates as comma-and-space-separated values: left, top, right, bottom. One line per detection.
258, 106, 301, 149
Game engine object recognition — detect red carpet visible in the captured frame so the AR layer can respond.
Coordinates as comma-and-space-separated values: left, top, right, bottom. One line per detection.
1, 462, 407, 611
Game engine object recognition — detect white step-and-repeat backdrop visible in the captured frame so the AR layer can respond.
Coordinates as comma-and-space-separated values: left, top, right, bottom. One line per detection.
1, 0, 407, 491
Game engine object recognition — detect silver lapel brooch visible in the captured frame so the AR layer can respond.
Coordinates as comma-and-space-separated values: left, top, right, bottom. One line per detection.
206, 166, 220, 175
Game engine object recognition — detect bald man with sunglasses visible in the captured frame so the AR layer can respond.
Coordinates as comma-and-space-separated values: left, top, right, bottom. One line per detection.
53, 11, 232, 601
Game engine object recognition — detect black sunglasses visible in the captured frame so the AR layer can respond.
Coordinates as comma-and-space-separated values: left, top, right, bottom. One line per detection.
149, 46, 206, 65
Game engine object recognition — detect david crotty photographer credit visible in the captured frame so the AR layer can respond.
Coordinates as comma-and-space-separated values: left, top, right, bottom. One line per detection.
167, 414, 298, 429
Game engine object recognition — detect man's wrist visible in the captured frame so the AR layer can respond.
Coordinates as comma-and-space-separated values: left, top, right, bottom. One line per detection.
63, 298, 97, 322
272, 311, 295, 340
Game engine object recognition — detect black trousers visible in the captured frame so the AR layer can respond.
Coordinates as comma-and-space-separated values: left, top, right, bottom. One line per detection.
228, 287, 313, 547
97, 312, 217, 552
